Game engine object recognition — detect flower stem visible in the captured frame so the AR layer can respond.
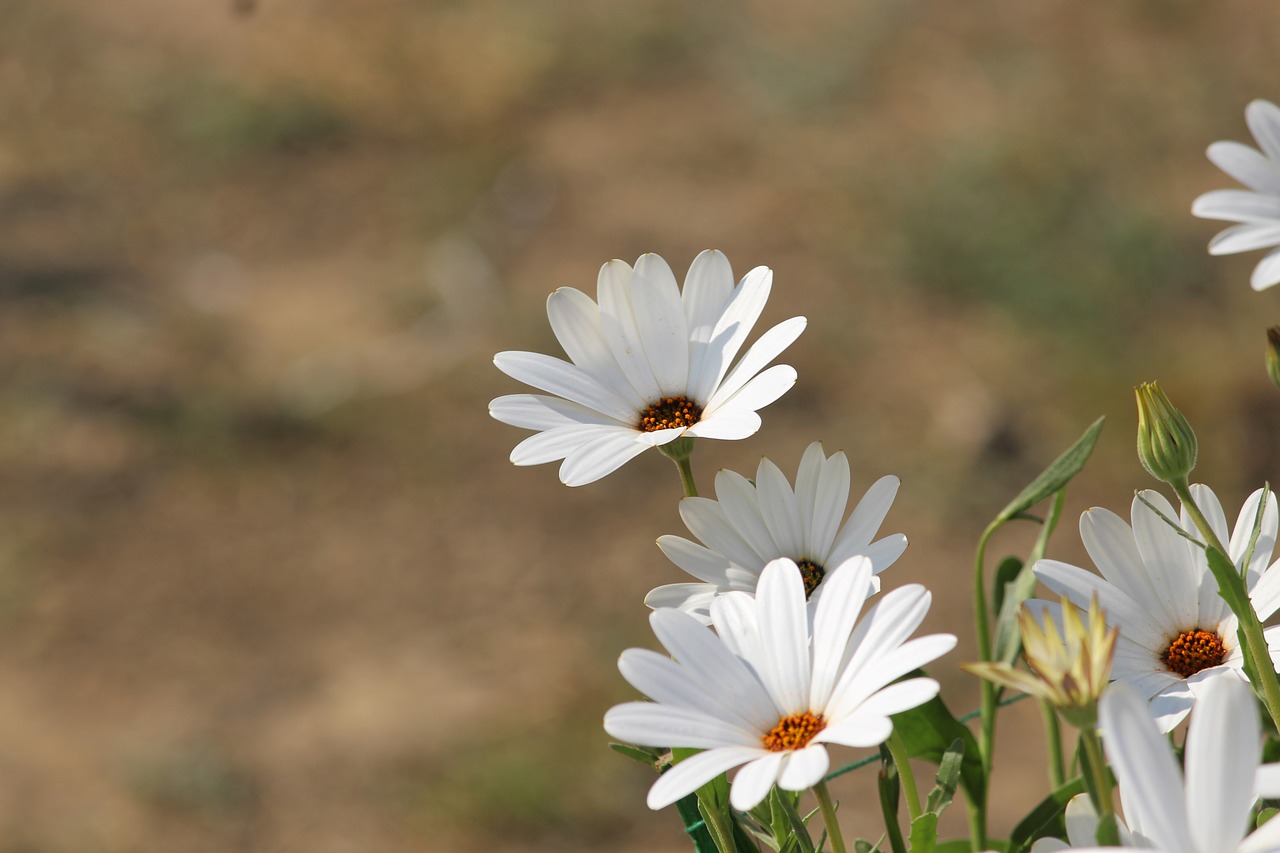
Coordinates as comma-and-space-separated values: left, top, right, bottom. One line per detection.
886, 730, 922, 823
1078, 727, 1113, 818
813, 781, 848, 853
1171, 479, 1280, 731
969, 520, 999, 849
1039, 700, 1065, 789
659, 436, 699, 497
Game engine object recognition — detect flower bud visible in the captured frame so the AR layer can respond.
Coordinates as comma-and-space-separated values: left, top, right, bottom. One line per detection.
1267, 327, 1280, 391
1134, 381, 1197, 486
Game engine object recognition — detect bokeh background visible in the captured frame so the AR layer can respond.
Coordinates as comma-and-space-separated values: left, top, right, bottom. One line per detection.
2, 1, 1280, 850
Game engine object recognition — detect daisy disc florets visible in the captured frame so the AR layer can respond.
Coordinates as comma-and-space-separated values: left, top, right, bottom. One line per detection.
489, 250, 806, 486
604, 556, 956, 811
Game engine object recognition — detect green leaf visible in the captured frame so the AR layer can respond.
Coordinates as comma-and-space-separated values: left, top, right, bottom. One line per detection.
767, 787, 815, 853
853, 840, 878, 853
991, 557, 1024, 621
1094, 813, 1121, 847
609, 742, 662, 767
924, 739, 965, 817
672, 748, 737, 853
994, 491, 1068, 665
877, 745, 907, 853
993, 417, 1104, 526
1259, 807, 1279, 830
890, 683, 985, 810
1206, 547, 1253, 617
1007, 776, 1086, 853
908, 812, 939, 853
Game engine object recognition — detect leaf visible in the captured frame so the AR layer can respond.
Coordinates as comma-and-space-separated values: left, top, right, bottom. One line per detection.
994, 491, 1068, 665
993, 417, 1104, 526
990, 557, 1024, 621
767, 787, 816, 853
671, 748, 736, 853
908, 812, 939, 853
609, 742, 662, 767
1206, 547, 1253, 617
1259, 807, 1279, 830
924, 739, 965, 816
890, 682, 985, 810
1007, 776, 1086, 853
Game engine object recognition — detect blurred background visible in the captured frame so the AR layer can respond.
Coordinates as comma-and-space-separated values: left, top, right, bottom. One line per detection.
1, 0, 1278, 850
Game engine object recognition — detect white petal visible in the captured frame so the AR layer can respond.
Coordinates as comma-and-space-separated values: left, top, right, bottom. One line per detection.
711, 590, 763, 664
1255, 763, 1280, 799
619, 648, 760, 730
643, 584, 719, 623
604, 702, 757, 749
705, 317, 807, 411
828, 475, 901, 564
1208, 222, 1280, 255
657, 535, 735, 585
826, 638, 955, 719
680, 497, 765, 569
729, 752, 785, 811
756, 457, 805, 559
1098, 682, 1193, 853
1033, 559, 1166, 650
649, 609, 777, 730
1192, 189, 1280, 222
1146, 682, 1195, 734
1251, 560, 1280, 621
634, 426, 688, 447
714, 469, 779, 563
490, 393, 621, 430
1063, 794, 1101, 847
705, 363, 799, 420
1251, 247, 1280, 291
494, 350, 638, 422
777, 745, 830, 791
809, 557, 875, 710
684, 407, 763, 440
1130, 492, 1200, 629
699, 265, 773, 395
1207, 140, 1280, 194
755, 560, 812, 714
827, 585, 932, 715
682, 249, 735, 337
631, 253, 690, 395
510, 424, 615, 466
596, 259, 663, 402
810, 450, 851, 559
1240, 814, 1280, 853
812, 709, 893, 748
1231, 487, 1279, 579
646, 746, 765, 810
856, 534, 909, 574
837, 677, 940, 721
1247, 100, 1280, 164
559, 428, 650, 486
1185, 674, 1259, 853
546, 286, 626, 389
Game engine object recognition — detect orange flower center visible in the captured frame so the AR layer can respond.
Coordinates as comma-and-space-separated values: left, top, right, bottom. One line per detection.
796, 559, 825, 598
762, 711, 827, 752
638, 396, 702, 432
1163, 628, 1227, 678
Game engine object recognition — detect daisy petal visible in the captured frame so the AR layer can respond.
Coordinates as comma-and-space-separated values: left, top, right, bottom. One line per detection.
603, 702, 756, 750
1208, 222, 1280, 255
778, 745, 830, 792
546, 286, 626, 389
559, 429, 650, 486
494, 350, 638, 422
1251, 246, 1280, 291
1247, 99, 1280, 164
490, 393, 621, 430
755, 560, 812, 714
596, 259, 663, 402
1192, 189, 1280, 222
730, 752, 785, 810
829, 475, 901, 564
705, 317, 807, 411
646, 746, 765, 810
1208, 140, 1280, 195
631, 253, 690, 395
1185, 675, 1258, 853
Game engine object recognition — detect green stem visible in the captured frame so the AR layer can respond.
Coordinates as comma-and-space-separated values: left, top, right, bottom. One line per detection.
886, 730, 922, 823
1038, 700, 1065, 789
970, 520, 999, 850
673, 454, 699, 498
1078, 728, 1114, 818
1172, 479, 1280, 731
813, 781, 848, 853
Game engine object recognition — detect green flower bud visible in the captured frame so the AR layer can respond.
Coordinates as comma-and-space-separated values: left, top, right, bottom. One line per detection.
1134, 381, 1197, 486
1267, 327, 1280, 391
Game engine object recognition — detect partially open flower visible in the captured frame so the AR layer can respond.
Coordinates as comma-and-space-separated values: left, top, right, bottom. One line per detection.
964, 595, 1116, 728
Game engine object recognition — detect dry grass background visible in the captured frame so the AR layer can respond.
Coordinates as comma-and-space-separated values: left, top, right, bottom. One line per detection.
1, 1, 1279, 850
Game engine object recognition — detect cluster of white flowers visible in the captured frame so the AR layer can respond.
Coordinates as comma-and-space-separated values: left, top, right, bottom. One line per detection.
486, 97, 1280, 853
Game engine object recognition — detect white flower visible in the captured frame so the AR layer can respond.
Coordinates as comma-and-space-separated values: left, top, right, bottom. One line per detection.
604, 557, 955, 811
1038, 675, 1280, 853
1032, 486, 1280, 732
1192, 99, 1280, 291
644, 441, 907, 623
489, 250, 806, 486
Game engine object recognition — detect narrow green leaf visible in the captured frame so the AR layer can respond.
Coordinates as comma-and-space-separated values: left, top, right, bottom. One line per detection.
995, 491, 1068, 665
1206, 547, 1253, 616
924, 739, 965, 816
991, 557, 1024, 621
877, 745, 906, 853
672, 748, 736, 853
1258, 807, 1278, 830
993, 417, 1104, 526
609, 742, 662, 767
768, 787, 816, 853
1094, 813, 1121, 847
890, 682, 985, 810
1007, 776, 1086, 853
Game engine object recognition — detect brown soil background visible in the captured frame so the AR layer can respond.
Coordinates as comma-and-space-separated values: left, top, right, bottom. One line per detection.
2, 1, 1279, 851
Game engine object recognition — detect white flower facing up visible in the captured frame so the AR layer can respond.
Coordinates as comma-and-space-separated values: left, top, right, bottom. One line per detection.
1193, 99, 1280, 291
489, 250, 807, 486
1036, 675, 1280, 853
644, 441, 907, 623
604, 557, 956, 811
1032, 486, 1280, 732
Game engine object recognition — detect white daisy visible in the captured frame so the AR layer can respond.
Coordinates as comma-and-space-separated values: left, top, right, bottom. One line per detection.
1192, 99, 1280, 291
1032, 486, 1280, 732
644, 441, 907, 623
604, 557, 955, 811
489, 250, 806, 486
1037, 675, 1280, 853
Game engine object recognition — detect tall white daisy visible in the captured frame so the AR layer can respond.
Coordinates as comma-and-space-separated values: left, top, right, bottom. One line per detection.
1042, 675, 1280, 853
604, 557, 955, 811
1032, 486, 1280, 732
1192, 99, 1280, 291
489, 250, 806, 486
644, 441, 907, 623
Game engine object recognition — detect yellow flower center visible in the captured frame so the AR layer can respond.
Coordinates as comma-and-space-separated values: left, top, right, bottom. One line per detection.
1163, 628, 1227, 678
796, 559, 825, 598
638, 395, 702, 432
762, 711, 826, 752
